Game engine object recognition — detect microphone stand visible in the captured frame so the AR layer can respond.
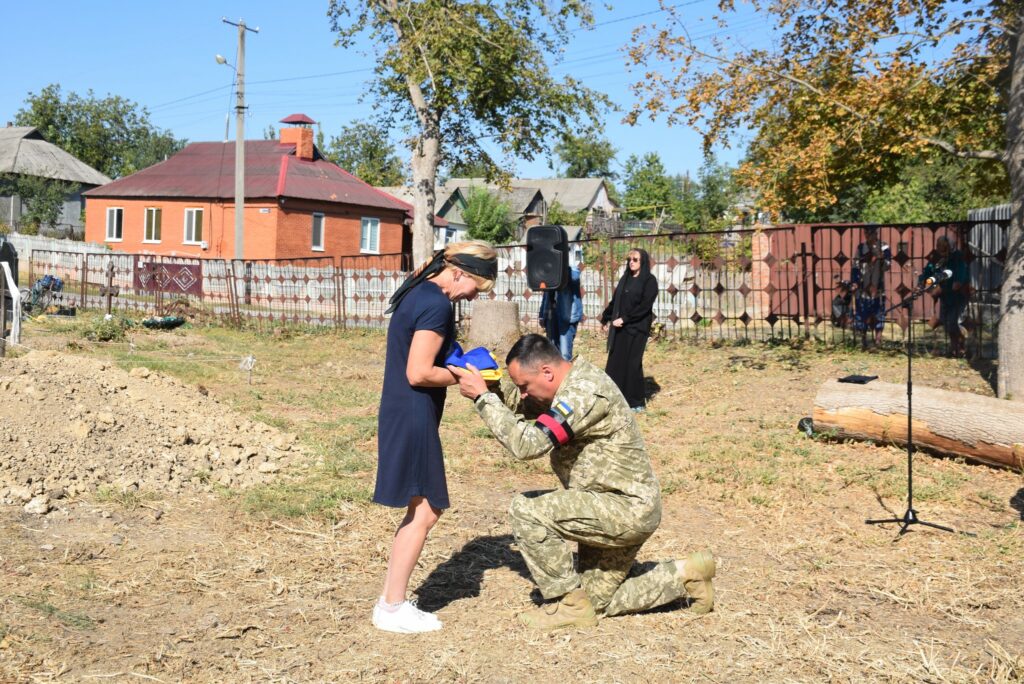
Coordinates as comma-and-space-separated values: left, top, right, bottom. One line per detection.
865, 279, 955, 536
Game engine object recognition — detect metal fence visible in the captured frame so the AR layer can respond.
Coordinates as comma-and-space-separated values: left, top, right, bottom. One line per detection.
26, 219, 1010, 356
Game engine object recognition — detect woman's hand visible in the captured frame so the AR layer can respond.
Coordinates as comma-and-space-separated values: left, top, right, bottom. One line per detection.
612, 317, 624, 328
601, 322, 609, 334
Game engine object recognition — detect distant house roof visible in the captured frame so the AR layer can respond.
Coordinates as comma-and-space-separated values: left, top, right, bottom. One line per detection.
378, 185, 414, 204
83, 141, 411, 213
440, 180, 543, 214
516, 178, 615, 213
442, 177, 617, 214
0, 126, 111, 186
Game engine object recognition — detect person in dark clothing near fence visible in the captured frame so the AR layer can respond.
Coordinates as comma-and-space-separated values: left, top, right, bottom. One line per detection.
600, 248, 658, 412
538, 263, 583, 361
852, 225, 891, 347
921, 235, 971, 358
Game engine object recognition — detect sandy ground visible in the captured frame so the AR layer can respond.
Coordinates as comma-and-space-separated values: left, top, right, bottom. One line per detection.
1, 321, 1021, 683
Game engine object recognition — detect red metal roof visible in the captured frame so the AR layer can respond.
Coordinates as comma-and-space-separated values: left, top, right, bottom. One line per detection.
280, 113, 316, 125
83, 141, 412, 214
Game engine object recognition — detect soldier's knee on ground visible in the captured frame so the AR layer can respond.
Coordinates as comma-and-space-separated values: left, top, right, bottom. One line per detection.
509, 494, 548, 544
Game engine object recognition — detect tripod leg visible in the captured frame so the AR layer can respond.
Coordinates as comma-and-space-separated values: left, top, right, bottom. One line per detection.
865, 517, 903, 525
913, 519, 957, 534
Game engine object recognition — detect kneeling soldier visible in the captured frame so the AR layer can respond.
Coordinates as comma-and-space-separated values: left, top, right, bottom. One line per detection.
451, 334, 716, 630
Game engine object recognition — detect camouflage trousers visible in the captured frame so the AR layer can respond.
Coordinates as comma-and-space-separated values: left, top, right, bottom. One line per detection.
509, 490, 682, 616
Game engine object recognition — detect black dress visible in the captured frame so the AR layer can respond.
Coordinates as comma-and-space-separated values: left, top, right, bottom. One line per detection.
374, 280, 454, 509
601, 271, 658, 409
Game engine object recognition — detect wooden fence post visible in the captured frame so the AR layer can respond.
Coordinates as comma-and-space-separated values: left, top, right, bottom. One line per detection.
79, 254, 87, 308
0, 267, 7, 357
799, 242, 812, 338
104, 260, 115, 315
225, 260, 240, 327
244, 261, 252, 305
339, 259, 348, 330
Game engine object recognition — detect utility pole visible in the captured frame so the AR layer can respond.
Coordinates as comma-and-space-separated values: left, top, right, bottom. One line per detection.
222, 17, 259, 261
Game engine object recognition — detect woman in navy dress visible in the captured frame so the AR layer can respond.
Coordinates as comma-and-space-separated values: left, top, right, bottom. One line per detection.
372, 240, 497, 634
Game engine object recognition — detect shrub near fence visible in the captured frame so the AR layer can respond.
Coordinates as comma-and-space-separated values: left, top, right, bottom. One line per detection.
27, 218, 1009, 357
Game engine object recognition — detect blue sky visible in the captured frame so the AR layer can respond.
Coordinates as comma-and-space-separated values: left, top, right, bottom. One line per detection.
1, 1, 765, 181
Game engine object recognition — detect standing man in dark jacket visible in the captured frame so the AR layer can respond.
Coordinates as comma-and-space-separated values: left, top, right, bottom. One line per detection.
600, 248, 658, 412
538, 264, 583, 361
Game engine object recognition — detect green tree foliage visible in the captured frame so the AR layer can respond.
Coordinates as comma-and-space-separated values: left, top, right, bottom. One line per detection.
785, 155, 1008, 223
15, 84, 185, 179
621, 153, 677, 220
443, 158, 494, 180
321, 120, 405, 186
545, 200, 587, 226
552, 133, 617, 179
627, 2, 1011, 214
463, 187, 515, 244
0, 174, 79, 234
695, 157, 738, 226
328, 0, 607, 264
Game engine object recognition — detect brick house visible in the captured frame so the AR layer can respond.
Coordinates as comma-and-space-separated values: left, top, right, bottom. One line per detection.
83, 115, 418, 262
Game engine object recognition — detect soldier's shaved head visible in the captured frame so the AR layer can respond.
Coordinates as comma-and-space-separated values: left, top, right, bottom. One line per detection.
506, 334, 566, 371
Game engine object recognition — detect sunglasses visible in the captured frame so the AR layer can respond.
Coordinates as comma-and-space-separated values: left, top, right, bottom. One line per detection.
628, 256, 641, 262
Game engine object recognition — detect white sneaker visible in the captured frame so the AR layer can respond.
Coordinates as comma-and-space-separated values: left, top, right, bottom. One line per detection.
372, 599, 442, 633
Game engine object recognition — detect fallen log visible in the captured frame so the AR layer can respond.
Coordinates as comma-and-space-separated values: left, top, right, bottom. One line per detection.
812, 378, 1024, 471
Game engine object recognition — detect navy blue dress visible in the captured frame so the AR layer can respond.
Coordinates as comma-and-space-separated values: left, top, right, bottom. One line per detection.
374, 281, 455, 510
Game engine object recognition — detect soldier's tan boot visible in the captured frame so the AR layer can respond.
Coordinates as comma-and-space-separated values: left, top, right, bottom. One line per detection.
677, 550, 716, 614
519, 588, 599, 631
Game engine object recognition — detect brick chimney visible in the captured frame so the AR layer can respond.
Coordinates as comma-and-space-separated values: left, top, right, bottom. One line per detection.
279, 113, 316, 161
281, 127, 314, 160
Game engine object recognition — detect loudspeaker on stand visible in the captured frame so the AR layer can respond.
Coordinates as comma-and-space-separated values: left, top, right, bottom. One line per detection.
526, 225, 569, 290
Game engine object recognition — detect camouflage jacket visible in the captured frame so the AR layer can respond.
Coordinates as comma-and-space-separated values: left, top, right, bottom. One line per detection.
475, 358, 662, 524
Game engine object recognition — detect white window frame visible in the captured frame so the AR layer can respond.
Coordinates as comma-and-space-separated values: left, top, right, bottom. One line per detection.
183, 208, 204, 245
143, 207, 162, 243
105, 207, 123, 242
360, 217, 380, 254
311, 212, 325, 252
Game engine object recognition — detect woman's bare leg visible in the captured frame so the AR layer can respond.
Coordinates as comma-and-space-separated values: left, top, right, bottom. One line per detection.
382, 496, 442, 604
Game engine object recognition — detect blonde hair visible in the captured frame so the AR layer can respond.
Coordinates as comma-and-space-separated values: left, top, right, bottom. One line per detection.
407, 239, 497, 293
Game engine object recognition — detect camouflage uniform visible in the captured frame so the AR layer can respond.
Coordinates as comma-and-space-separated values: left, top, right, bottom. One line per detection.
475, 358, 687, 616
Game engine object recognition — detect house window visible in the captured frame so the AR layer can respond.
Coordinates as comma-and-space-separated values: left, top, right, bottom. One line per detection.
105, 207, 123, 241
360, 217, 380, 254
144, 207, 162, 242
312, 213, 325, 251
184, 208, 204, 244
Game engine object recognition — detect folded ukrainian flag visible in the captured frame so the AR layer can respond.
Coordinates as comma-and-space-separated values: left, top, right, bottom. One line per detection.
445, 342, 502, 381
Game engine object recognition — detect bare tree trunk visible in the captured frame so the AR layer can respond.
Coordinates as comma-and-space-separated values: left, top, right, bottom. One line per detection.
1000, 13, 1024, 400
410, 135, 439, 266
466, 301, 521, 354
813, 379, 1024, 471
379, 0, 440, 268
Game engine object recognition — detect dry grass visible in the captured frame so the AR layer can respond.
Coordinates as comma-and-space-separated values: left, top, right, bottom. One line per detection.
1, 318, 1021, 683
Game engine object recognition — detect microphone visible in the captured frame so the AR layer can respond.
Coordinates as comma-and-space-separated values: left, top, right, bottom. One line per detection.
923, 269, 953, 289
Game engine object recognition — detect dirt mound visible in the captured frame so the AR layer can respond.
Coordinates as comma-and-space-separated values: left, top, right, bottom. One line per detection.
0, 350, 304, 508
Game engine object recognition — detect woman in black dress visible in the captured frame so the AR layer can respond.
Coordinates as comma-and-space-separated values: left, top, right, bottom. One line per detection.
600, 248, 658, 412
372, 240, 497, 633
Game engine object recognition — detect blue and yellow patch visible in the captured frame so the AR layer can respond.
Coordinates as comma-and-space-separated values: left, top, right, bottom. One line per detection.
553, 400, 573, 418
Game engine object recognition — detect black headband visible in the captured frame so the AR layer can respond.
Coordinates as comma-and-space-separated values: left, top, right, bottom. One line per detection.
385, 250, 497, 314
448, 253, 498, 281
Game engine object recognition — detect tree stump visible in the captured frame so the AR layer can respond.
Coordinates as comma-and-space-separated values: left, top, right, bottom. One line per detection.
466, 300, 521, 355
813, 379, 1024, 471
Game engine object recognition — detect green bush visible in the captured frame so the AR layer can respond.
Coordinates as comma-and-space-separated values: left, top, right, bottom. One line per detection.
83, 315, 134, 342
